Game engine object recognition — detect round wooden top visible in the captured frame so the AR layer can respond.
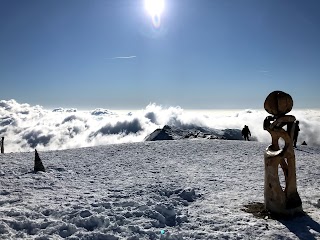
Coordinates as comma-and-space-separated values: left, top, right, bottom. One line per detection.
264, 91, 293, 115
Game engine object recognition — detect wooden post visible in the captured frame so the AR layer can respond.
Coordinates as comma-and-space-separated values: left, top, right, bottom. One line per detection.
1, 137, 4, 154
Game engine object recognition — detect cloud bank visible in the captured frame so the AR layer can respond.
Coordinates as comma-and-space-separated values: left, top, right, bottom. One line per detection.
0, 99, 319, 152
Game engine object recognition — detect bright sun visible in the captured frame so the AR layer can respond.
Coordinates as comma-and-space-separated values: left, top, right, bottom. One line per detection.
144, 0, 164, 17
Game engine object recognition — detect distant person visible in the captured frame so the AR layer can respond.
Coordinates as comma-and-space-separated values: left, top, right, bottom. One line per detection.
293, 121, 300, 148
242, 125, 251, 141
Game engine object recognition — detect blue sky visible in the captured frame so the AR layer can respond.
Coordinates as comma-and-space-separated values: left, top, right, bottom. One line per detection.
0, 0, 319, 109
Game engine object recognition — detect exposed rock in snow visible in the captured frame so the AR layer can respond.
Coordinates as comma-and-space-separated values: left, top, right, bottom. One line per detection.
34, 149, 45, 172
90, 108, 113, 116
179, 188, 197, 202
53, 108, 77, 113
144, 125, 174, 141
145, 125, 243, 141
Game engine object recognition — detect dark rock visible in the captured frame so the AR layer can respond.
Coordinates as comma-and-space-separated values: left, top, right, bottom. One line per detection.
1, 137, 4, 153
154, 204, 177, 227
179, 188, 196, 202
34, 149, 45, 172
144, 125, 173, 141
222, 129, 243, 140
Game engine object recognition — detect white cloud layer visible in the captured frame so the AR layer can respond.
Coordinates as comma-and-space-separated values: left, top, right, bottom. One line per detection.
0, 100, 319, 152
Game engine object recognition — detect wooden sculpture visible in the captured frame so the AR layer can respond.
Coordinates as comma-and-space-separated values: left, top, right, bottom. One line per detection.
263, 91, 302, 216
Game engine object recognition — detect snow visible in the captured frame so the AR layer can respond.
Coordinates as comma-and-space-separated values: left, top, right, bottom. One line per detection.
0, 140, 319, 239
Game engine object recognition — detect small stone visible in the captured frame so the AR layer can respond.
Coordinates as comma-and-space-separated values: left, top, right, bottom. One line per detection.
179, 188, 196, 202
80, 210, 92, 218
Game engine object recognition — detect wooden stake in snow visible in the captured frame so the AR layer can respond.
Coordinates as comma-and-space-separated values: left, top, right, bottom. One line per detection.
263, 91, 302, 216
34, 149, 45, 172
1, 137, 4, 154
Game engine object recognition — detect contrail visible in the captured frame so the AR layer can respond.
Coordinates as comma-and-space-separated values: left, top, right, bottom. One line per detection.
111, 56, 137, 59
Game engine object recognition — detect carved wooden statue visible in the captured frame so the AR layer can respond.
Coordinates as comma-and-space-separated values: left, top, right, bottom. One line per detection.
263, 91, 302, 216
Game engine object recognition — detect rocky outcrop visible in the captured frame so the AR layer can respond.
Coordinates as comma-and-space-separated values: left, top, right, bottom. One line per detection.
145, 125, 243, 141
144, 125, 174, 141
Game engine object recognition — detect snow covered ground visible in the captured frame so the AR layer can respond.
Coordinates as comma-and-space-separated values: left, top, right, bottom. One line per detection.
0, 139, 319, 239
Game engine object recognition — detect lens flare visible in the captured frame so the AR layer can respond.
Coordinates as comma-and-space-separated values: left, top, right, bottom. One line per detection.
144, 0, 164, 28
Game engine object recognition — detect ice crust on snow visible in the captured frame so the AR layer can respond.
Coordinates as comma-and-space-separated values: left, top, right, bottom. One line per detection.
0, 140, 319, 239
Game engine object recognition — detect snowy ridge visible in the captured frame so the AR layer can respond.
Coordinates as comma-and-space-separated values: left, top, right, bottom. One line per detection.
0, 140, 319, 239
144, 125, 246, 141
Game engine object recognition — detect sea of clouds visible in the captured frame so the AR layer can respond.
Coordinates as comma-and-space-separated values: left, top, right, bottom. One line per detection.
0, 99, 319, 153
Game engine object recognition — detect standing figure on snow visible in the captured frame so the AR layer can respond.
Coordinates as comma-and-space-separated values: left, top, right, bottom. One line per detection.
242, 125, 251, 141
293, 121, 300, 148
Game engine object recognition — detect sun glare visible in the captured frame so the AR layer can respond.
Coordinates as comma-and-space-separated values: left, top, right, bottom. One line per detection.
144, 0, 164, 17
144, 0, 165, 29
